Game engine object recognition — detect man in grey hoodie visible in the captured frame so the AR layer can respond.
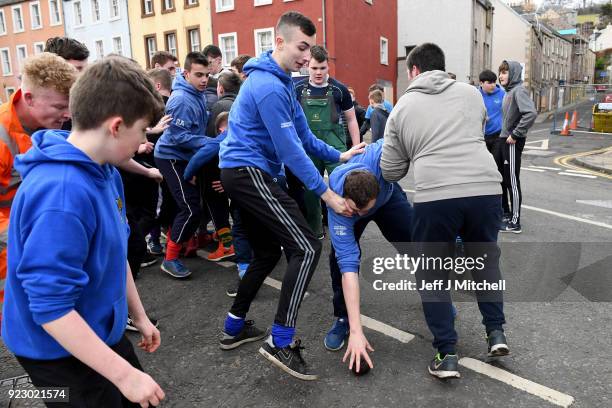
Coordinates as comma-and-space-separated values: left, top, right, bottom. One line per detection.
496, 61, 537, 233
381, 43, 509, 379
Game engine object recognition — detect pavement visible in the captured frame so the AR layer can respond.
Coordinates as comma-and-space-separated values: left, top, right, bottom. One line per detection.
571, 147, 612, 175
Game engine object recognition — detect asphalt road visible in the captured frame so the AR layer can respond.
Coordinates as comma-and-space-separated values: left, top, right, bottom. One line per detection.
1, 97, 611, 408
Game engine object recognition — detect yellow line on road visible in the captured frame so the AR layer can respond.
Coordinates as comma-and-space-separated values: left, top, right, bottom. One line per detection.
554, 147, 612, 180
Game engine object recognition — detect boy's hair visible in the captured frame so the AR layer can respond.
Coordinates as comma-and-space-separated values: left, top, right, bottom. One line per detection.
407, 43, 445, 73
202, 44, 222, 59
147, 68, 172, 92
368, 83, 384, 93
70, 56, 165, 131
479, 69, 497, 83
276, 11, 316, 38
344, 170, 380, 209
44, 37, 90, 61
310, 45, 328, 63
218, 71, 242, 94
368, 89, 384, 104
498, 61, 510, 73
21, 53, 77, 96
230, 54, 251, 73
215, 111, 229, 133
151, 51, 177, 68
184, 52, 208, 71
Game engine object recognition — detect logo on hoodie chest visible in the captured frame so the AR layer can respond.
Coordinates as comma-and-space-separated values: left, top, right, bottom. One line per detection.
116, 197, 126, 223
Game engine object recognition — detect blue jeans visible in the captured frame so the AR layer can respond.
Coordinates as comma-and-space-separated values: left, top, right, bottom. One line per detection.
330, 185, 413, 318
411, 195, 506, 354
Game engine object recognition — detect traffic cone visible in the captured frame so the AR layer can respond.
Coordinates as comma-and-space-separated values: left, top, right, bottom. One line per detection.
560, 112, 572, 136
570, 110, 578, 129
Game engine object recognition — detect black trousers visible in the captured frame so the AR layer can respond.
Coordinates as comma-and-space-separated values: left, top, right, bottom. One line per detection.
155, 158, 202, 244
221, 167, 322, 327
199, 161, 230, 232
16, 335, 143, 408
492, 138, 525, 224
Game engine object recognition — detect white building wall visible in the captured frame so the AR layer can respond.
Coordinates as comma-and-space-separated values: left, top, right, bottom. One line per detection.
63, 0, 132, 60
491, 0, 531, 78
397, 0, 472, 92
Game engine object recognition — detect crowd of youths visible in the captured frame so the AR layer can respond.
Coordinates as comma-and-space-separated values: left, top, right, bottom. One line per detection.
0, 9, 538, 407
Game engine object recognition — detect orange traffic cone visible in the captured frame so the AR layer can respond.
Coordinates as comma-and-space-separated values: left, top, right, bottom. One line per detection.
570, 110, 578, 129
560, 112, 572, 136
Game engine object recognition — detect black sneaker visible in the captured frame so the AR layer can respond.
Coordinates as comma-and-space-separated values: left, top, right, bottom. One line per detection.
219, 320, 267, 350
259, 336, 318, 381
140, 254, 158, 268
428, 353, 460, 379
226, 277, 240, 298
487, 330, 510, 357
500, 221, 522, 234
126, 315, 159, 332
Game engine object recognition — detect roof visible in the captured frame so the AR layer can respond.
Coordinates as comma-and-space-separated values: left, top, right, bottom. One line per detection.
558, 28, 578, 35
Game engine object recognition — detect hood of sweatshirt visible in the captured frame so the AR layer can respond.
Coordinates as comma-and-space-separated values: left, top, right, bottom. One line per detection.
405, 70, 455, 96
14, 130, 113, 186
504, 60, 523, 91
243, 51, 293, 86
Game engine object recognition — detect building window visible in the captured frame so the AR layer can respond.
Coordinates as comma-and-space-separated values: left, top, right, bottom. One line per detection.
0, 11, 6, 35
49, 0, 61, 25
165, 31, 177, 57
33, 42, 45, 54
162, 0, 175, 12
12, 6, 24, 33
30, 2, 42, 29
254, 28, 274, 57
188, 27, 201, 52
1, 48, 12, 76
380, 36, 388, 65
254, 0, 273, 5
110, 0, 120, 19
185, 0, 198, 6
145, 35, 157, 68
92, 0, 101, 22
5, 87, 15, 101
74, 1, 83, 26
113, 36, 123, 55
142, 0, 154, 15
16, 45, 27, 68
95, 40, 104, 60
219, 33, 237, 66
216, 0, 234, 12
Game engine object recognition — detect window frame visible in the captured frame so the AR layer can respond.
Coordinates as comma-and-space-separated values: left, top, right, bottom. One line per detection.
109, 0, 121, 20
11, 5, 24, 33
164, 30, 178, 59
254, 0, 273, 6
215, 0, 234, 13
94, 39, 105, 60
218, 32, 238, 67
73, 1, 84, 27
5, 86, 16, 102
91, 0, 101, 23
1, 48, 13, 76
48, 0, 62, 26
0, 10, 6, 35
187, 25, 201, 52
16, 44, 27, 68
33, 41, 45, 54
144, 34, 158, 68
380, 36, 389, 65
113, 36, 123, 55
142, 0, 155, 17
30, 1, 42, 30
161, 0, 176, 14
254, 27, 274, 57
185, 0, 199, 8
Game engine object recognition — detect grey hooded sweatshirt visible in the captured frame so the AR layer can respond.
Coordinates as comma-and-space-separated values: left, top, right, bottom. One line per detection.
501, 61, 537, 139
381, 70, 501, 203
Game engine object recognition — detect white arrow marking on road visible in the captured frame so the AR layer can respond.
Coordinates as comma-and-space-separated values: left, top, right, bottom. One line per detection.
558, 172, 597, 179
524, 139, 549, 150
522, 168, 546, 172
576, 200, 612, 209
459, 358, 575, 408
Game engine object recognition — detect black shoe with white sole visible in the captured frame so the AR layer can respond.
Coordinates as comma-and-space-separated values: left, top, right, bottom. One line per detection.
259, 336, 318, 381
487, 329, 510, 357
428, 353, 460, 379
219, 320, 267, 350
500, 221, 522, 233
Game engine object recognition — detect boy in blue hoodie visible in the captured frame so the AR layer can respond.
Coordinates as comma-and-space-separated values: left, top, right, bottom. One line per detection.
2, 57, 165, 406
479, 69, 505, 153
324, 139, 412, 374
217, 11, 365, 381
154, 52, 211, 279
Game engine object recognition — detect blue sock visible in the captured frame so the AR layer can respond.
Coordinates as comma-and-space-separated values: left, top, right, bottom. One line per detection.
224, 313, 244, 336
271, 323, 295, 348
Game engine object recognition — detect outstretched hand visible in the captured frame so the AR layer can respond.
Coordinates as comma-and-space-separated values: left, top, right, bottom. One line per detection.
339, 142, 367, 163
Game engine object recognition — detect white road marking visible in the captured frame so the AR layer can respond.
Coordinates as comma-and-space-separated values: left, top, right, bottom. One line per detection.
529, 129, 550, 134
523, 205, 612, 230
528, 166, 561, 171
403, 189, 416, 193
459, 358, 575, 408
558, 172, 598, 179
522, 168, 546, 172
576, 199, 612, 209
360, 315, 415, 343
565, 169, 593, 174
524, 139, 549, 150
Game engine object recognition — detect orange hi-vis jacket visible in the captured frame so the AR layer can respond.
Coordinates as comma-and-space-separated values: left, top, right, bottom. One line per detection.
0, 89, 34, 320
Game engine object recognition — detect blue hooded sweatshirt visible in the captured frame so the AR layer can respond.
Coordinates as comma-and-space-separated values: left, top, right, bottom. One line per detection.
480, 84, 505, 137
154, 73, 208, 161
183, 130, 227, 181
327, 139, 394, 273
1, 130, 130, 360
219, 51, 341, 196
